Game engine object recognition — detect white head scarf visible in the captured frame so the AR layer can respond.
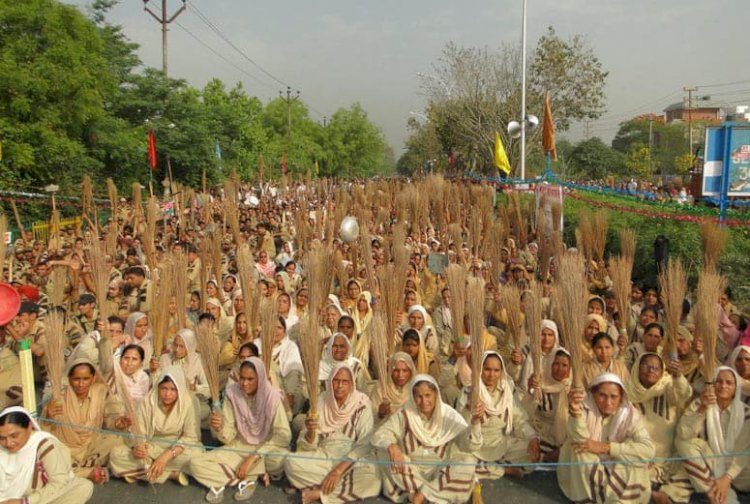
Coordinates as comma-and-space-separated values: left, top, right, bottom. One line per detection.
706, 366, 746, 477
477, 351, 515, 434
727, 346, 750, 398
316, 363, 370, 435
0, 407, 59, 500
403, 374, 468, 448
318, 333, 362, 381
584, 373, 641, 444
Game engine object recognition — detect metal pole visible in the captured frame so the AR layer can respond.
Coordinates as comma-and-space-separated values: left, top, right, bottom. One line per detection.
162, 0, 168, 77
520, 0, 527, 180
684, 86, 697, 153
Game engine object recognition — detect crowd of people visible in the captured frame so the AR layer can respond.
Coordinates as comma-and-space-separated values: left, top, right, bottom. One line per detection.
0, 175, 749, 504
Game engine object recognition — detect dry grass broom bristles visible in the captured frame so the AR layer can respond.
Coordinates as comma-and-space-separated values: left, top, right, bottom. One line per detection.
658, 258, 687, 357
445, 264, 467, 341
87, 236, 112, 338
466, 277, 486, 407
198, 240, 212, 312
376, 265, 401, 353
235, 243, 257, 330
301, 243, 331, 419
172, 253, 188, 330
591, 211, 608, 262
258, 298, 279, 375
700, 222, 728, 272
131, 182, 142, 218
619, 229, 636, 263
524, 282, 544, 401
142, 197, 159, 271
107, 178, 118, 213
369, 312, 390, 385
359, 222, 378, 296
694, 269, 726, 382
81, 175, 94, 221
195, 321, 221, 409
608, 255, 633, 335
150, 264, 171, 358
554, 254, 589, 388
49, 267, 67, 308
499, 283, 524, 350
44, 310, 66, 401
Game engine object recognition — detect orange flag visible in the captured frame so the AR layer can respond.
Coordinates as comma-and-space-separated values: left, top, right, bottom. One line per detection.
542, 92, 557, 161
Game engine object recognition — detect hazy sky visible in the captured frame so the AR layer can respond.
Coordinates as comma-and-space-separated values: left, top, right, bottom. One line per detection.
66, 0, 749, 152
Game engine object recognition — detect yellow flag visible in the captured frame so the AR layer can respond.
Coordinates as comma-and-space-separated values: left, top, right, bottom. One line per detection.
494, 131, 511, 175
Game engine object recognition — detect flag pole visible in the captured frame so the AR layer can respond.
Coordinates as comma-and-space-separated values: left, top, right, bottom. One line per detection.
520, 0, 528, 180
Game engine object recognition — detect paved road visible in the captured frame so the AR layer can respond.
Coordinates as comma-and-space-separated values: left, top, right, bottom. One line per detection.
92, 470, 568, 504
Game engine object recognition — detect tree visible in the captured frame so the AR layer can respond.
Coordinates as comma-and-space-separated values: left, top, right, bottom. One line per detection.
0, 0, 117, 191
322, 103, 389, 177
568, 138, 625, 179
625, 147, 655, 178
410, 29, 608, 176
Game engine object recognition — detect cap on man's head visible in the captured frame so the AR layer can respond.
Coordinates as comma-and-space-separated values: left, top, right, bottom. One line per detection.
18, 301, 39, 315
78, 293, 96, 305
16, 285, 40, 302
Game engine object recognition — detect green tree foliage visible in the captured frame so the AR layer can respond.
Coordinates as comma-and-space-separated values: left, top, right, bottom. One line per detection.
400, 28, 608, 176
612, 118, 689, 177
0, 0, 392, 196
567, 138, 625, 179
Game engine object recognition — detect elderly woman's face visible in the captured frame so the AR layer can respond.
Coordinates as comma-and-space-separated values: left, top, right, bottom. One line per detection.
638, 355, 663, 388
391, 360, 412, 387
408, 311, 425, 330
593, 382, 622, 417
134, 317, 149, 339
413, 382, 437, 418
715, 370, 737, 404
541, 328, 556, 351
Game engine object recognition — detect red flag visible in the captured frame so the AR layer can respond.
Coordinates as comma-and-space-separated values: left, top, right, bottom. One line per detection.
542, 92, 557, 161
281, 152, 288, 175
148, 129, 157, 170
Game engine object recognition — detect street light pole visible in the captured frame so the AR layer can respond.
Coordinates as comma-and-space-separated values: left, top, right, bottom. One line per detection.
280, 86, 301, 144
143, 0, 187, 79
520, 0, 528, 180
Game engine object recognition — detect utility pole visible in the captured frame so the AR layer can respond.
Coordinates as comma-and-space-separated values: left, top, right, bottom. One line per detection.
648, 118, 654, 176
280, 86, 300, 144
684, 86, 698, 154
583, 120, 592, 139
143, 0, 187, 79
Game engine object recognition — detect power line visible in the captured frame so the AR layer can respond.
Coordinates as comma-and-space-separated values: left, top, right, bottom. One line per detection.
188, 2, 288, 88
175, 21, 276, 90
595, 89, 682, 121
695, 79, 750, 89
185, 1, 327, 119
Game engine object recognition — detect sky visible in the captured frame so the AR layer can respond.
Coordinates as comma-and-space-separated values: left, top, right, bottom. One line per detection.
66, 0, 749, 153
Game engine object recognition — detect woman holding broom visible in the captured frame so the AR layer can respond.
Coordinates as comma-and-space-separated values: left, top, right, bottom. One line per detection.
673, 366, 750, 504
109, 365, 202, 485
42, 358, 123, 485
283, 363, 381, 504
156, 328, 210, 422
557, 373, 655, 504
0, 406, 94, 504
582, 332, 629, 389
370, 352, 417, 426
189, 357, 291, 503
625, 352, 692, 504
372, 374, 477, 504
458, 351, 540, 479
526, 349, 573, 462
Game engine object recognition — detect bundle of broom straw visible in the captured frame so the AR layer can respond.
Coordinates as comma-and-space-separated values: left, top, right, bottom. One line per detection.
369, 312, 390, 385
195, 321, 221, 411
235, 243, 258, 331
467, 277, 486, 408
258, 297, 279, 376
0, 214, 7, 274
695, 269, 725, 383
553, 254, 588, 388
619, 229, 636, 263
150, 265, 171, 358
700, 222, 728, 272
301, 243, 330, 419
44, 310, 66, 401
658, 258, 687, 358
499, 283, 524, 352
608, 254, 634, 348
445, 265, 467, 342
376, 265, 401, 353
524, 282, 544, 402
87, 236, 112, 340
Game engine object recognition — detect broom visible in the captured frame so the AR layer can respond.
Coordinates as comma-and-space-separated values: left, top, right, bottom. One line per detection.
0, 214, 6, 276
87, 236, 112, 341
700, 222, 728, 272
142, 197, 159, 271
658, 259, 687, 359
369, 312, 390, 386
609, 255, 634, 351
554, 254, 588, 389
235, 243, 258, 332
695, 269, 726, 384
302, 243, 330, 420
499, 283, 524, 352
467, 277, 486, 408
195, 321, 221, 412
258, 298, 279, 376
619, 229, 636, 263
524, 282, 544, 401
172, 253, 188, 330
44, 310, 66, 402
445, 264, 467, 344
377, 265, 401, 353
